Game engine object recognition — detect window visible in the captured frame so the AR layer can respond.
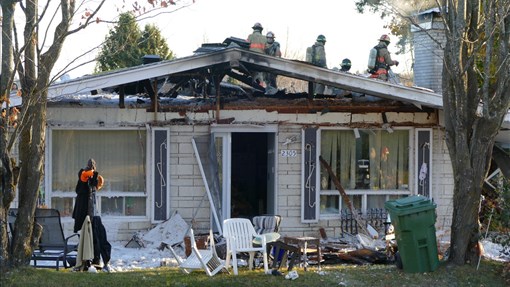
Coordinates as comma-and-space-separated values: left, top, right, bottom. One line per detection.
319, 129, 410, 215
50, 129, 147, 217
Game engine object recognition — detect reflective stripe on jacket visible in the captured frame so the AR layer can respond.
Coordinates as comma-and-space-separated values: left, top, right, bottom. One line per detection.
247, 31, 266, 53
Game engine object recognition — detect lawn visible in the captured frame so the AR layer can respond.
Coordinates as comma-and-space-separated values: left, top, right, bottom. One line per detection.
1, 260, 508, 287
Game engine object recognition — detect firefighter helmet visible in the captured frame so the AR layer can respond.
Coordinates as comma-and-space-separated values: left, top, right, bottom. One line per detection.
266, 31, 275, 38
341, 58, 351, 69
316, 34, 326, 43
379, 34, 391, 43
252, 22, 263, 31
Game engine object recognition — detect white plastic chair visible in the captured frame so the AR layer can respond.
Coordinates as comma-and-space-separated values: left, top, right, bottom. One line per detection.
223, 218, 269, 275
168, 228, 226, 276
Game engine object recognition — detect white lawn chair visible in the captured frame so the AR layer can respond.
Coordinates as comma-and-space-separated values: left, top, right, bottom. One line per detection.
167, 228, 226, 276
223, 218, 269, 275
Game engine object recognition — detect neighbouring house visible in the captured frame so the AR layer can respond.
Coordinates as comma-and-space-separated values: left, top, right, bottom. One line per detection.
21, 25, 508, 242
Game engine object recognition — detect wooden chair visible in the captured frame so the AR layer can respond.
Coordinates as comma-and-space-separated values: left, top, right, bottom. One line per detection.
223, 218, 269, 275
168, 228, 226, 276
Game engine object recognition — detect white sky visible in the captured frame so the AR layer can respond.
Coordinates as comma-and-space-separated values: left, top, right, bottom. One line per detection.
55, 0, 411, 79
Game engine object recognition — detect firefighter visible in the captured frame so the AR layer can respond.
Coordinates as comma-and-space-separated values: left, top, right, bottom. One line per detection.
306, 34, 327, 94
247, 22, 266, 86
265, 31, 281, 57
264, 31, 281, 88
247, 22, 266, 53
370, 34, 399, 81
340, 58, 351, 72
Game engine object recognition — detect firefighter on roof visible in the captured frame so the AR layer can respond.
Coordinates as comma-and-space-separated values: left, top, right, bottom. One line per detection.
247, 22, 266, 53
340, 58, 351, 72
306, 34, 327, 94
370, 34, 399, 81
264, 31, 281, 88
247, 22, 267, 86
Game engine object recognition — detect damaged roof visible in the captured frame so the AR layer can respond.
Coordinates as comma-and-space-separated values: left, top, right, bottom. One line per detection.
48, 47, 442, 109
46, 44, 509, 148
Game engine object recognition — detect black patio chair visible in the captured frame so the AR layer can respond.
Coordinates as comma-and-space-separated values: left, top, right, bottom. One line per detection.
31, 208, 79, 270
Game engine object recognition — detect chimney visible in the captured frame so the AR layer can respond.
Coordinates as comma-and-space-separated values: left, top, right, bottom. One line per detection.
411, 8, 446, 94
142, 55, 161, 65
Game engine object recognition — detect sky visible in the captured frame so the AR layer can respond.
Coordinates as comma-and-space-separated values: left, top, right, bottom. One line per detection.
55, 0, 411, 79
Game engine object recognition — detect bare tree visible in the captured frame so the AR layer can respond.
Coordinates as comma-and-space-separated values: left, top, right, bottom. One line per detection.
441, 0, 510, 265
355, 0, 510, 265
0, 0, 107, 269
0, 0, 192, 270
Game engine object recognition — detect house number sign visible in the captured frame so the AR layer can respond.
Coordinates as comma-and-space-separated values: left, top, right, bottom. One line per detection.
280, 149, 297, 157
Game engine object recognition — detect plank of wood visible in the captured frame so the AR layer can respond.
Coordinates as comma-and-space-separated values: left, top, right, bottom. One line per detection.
319, 155, 369, 236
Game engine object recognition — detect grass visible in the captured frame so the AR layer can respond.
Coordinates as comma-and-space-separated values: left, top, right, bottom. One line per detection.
1, 260, 508, 287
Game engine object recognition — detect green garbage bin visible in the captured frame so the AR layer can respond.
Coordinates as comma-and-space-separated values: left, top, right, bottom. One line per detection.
385, 195, 439, 273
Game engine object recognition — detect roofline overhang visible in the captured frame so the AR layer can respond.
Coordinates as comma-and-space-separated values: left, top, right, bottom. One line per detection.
238, 51, 443, 108
48, 48, 443, 109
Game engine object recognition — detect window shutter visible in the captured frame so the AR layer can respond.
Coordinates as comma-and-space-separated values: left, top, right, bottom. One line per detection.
302, 127, 318, 222
153, 129, 169, 221
416, 129, 432, 198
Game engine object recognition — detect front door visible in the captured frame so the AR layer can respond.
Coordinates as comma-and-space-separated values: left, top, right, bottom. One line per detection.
214, 130, 276, 221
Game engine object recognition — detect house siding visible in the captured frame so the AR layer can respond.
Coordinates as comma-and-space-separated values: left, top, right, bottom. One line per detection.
412, 16, 446, 94
48, 106, 452, 242
432, 128, 454, 241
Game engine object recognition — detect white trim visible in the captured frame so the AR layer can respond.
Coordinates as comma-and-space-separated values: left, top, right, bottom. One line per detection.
211, 124, 278, 133
215, 128, 278, 221
316, 127, 413, 218
46, 126, 149, 218
301, 128, 306, 222
214, 133, 232, 221
45, 128, 53, 208
266, 132, 280, 214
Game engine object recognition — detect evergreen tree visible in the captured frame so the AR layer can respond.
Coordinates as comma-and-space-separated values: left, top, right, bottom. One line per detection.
140, 24, 174, 60
95, 12, 173, 73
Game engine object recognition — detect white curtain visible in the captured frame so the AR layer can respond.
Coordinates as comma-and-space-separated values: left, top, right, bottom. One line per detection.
369, 130, 409, 190
320, 130, 356, 190
321, 129, 408, 191
51, 130, 146, 193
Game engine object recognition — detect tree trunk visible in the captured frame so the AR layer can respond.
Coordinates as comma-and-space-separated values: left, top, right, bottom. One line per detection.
441, 1, 510, 265
0, 0, 19, 271
1, 0, 105, 270
448, 163, 483, 265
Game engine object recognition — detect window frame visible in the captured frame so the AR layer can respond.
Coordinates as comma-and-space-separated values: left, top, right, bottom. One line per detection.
317, 127, 414, 219
46, 127, 149, 219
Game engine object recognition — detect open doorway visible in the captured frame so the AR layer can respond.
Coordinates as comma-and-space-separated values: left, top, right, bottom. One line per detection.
230, 132, 274, 219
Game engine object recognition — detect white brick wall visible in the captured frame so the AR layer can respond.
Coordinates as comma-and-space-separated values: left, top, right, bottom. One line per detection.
49, 107, 453, 242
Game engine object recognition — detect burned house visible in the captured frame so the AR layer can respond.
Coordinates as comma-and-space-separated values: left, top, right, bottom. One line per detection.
41, 35, 508, 241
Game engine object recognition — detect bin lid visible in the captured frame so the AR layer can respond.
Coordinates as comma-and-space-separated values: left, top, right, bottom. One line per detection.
392, 195, 429, 207
384, 195, 436, 214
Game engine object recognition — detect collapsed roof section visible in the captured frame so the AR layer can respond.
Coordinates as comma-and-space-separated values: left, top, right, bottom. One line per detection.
48, 46, 443, 110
